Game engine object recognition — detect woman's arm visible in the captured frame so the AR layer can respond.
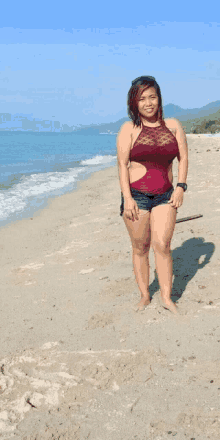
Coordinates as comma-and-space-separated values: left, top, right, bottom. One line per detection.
174, 118, 188, 184
117, 122, 133, 200
168, 119, 188, 208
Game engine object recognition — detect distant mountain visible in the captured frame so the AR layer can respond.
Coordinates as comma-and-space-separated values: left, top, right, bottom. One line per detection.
73, 118, 128, 135
164, 101, 220, 120
1, 100, 220, 133
181, 108, 220, 134
73, 100, 220, 134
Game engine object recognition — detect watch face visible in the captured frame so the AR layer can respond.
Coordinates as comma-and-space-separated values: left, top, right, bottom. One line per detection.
178, 184, 187, 190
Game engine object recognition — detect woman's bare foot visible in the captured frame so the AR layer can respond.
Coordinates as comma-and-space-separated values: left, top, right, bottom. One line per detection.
160, 296, 178, 314
134, 296, 151, 311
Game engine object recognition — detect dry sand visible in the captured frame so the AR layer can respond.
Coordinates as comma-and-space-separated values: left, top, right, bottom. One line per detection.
0, 134, 220, 440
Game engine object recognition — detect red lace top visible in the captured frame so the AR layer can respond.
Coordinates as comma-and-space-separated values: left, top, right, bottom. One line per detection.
129, 124, 180, 194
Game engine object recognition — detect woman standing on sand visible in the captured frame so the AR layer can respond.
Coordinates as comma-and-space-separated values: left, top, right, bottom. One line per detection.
117, 76, 188, 314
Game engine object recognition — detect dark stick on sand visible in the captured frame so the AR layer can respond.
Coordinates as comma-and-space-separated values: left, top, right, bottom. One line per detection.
176, 214, 203, 224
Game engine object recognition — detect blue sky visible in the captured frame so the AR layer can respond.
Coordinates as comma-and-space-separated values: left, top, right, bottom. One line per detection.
0, 0, 220, 126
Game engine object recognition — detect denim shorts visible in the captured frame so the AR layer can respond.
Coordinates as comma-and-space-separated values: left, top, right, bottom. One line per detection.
120, 186, 174, 216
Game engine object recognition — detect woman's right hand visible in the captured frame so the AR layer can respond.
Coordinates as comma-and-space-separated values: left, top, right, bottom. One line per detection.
124, 197, 139, 221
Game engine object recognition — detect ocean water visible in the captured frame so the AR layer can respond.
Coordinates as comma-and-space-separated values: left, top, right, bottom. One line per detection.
0, 132, 117, 227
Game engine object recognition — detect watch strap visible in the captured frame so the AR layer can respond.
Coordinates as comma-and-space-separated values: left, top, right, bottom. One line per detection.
177, 183, 187, 192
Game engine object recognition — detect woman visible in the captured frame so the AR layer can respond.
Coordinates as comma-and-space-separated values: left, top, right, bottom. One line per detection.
117, 76, 188, 314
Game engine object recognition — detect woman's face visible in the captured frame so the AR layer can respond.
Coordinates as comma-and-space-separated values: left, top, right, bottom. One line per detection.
137, 87, 159, 119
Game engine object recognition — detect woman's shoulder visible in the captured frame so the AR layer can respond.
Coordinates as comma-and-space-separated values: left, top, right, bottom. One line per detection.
164, 117, 178, 128
118, 121, 141, 135
119, 120, 133, 132
164, 118, 180, 137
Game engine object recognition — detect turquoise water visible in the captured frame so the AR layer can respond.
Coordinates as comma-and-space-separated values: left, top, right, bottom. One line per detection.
0, 132, 117, 226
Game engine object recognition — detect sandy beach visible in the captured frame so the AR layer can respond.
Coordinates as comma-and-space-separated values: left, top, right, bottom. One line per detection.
0, 134, 220, 439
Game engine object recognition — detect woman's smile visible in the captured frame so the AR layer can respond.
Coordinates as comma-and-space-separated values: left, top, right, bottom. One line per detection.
138, 87, 159, 119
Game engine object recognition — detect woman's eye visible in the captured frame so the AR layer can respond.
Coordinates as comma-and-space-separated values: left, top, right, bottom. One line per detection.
139, 96, 156, 101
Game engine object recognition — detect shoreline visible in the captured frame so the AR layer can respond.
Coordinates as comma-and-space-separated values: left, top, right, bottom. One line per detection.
1, 135, 220, 439
0, 160, 116, 230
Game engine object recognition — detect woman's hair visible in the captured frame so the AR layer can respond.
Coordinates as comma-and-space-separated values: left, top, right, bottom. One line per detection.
127, 76, 165, 127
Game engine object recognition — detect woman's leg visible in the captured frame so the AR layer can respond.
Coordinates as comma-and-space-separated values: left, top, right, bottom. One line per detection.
150, 204, 177, 306
123, 210, 151, 309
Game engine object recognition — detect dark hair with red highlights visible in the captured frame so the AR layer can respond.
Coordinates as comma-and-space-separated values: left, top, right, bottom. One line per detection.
127, 76, 165, 127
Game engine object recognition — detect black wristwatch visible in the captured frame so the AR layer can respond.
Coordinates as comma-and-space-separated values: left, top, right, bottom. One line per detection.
177, 183, 187, 192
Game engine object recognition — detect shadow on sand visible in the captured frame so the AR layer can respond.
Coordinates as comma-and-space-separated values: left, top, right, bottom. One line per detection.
149, 237, 215, 302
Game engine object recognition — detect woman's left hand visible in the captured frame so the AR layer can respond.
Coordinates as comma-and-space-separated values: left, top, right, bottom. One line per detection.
168, 187, 184, 209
